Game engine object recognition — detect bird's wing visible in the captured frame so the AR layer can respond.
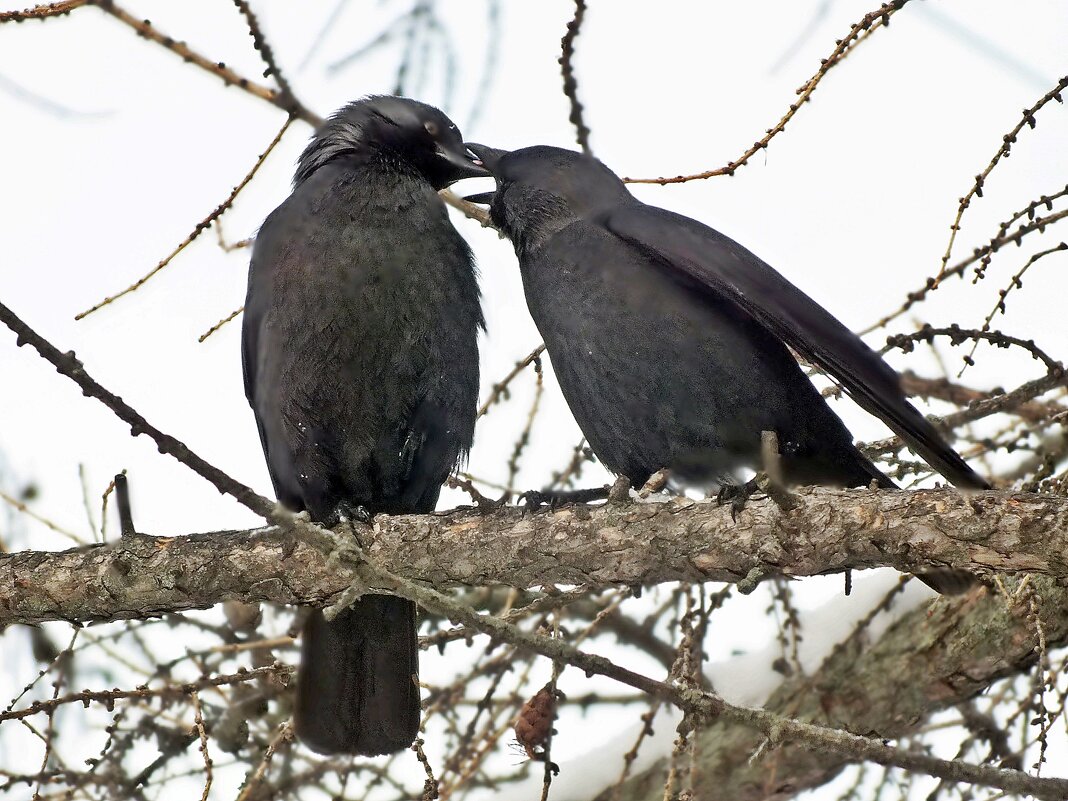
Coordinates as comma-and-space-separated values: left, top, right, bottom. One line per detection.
602, 202, 988, 489
241, 231, 278, 478
241, 251, 266, 406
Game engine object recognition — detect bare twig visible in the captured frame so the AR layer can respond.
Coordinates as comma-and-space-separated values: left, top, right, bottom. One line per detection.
625, 0, 912, 184
0, 300, 275, 519
559, 0, 591, 154
197, 305, 244, 343
0, 0, 87, 22
477, 344, 546, 418
75, 115, 294, 320
934, 76, 1068, 285
93, 1, 321, 125
231, 0, 300, 112
865, 206, 1068, 333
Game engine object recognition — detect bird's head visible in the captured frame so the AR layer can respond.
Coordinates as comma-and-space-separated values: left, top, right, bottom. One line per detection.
295, 96, 487, 190
463, 144, 631, 253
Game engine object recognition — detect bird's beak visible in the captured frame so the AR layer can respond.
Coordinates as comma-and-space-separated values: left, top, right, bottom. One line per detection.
464, 143, 509, 175
463, 191, 496, 205
437, 141, 490, 179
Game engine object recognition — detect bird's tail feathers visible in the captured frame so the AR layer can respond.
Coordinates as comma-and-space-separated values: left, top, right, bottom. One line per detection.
294, 595, 420, 755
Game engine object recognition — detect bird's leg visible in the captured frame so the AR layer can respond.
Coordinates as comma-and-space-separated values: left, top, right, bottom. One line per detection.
328, 501, 374, 552
520, 484, 611, 511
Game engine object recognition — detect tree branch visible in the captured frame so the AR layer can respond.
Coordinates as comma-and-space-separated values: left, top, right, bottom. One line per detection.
4, 486, 1068, 627
606, 574, 1068, 801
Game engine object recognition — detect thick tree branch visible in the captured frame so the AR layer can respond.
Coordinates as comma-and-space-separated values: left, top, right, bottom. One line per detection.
607, 575, 1068, 801
4, 486, 1068, 627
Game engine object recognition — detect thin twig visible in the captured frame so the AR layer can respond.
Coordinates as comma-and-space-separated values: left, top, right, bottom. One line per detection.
934, 76, 1068, 285
0, 300, 276, 519
93, 1, 320, 125
75, 115, 294, 320
559, 0, 591, 154
865, 206, 1068, 334
198, 305, 244, 343
231, 0, 300, 112
625, 0, 912, 184
0, 0, 88, 22
477, 344, 546, 418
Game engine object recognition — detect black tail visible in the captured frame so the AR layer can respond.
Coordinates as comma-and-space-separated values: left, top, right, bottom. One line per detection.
294, 595, 420, 755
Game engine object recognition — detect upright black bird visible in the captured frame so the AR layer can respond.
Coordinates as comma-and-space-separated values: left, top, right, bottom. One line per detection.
242, 96, 486, 755
466, 144, 987, 591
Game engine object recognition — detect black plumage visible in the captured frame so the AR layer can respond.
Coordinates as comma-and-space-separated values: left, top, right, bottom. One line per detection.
243, 96, 486, 755
467, 144, 986, 592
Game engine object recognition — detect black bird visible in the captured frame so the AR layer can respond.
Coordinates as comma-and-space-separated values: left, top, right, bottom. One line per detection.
242, 96, 486, 755
466, 144, 987, 591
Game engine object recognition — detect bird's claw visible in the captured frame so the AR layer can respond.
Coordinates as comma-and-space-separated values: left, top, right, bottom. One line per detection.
519, 490, 553, 512
333, 501, 372, 526
716, 478, 762, 521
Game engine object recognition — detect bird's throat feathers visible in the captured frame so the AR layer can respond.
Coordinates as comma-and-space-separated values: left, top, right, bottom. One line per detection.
494, 191, 577, 258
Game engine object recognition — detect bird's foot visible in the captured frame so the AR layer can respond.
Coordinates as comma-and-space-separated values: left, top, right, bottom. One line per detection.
520, 485, 610, 512
716, 477, 763, 521
332, 501, 372, 526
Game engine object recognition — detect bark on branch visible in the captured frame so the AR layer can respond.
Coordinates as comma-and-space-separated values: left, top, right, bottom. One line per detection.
3, 487, 1067, 627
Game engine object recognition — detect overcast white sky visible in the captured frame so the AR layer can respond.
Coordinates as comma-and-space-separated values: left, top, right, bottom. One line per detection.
1, 1, 1066, 798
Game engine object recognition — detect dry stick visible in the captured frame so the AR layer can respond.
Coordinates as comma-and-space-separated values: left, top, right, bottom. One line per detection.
441, 188, 493, 227
477, 344, 546, 418
75, 115, 295, 320
864, 205, 1068, 334
231, 0, 298, 110
93, 0, 320, 125
884, 325, 1064, 377
198, 305, 244, 343
0, 0, 88, 22
0, 664, 293, 724
624, 0, 912, 184
559, 0, 591, 154
961, 242, 1068, 371
897, 371, 1068, 426
3, 303, 1068, 797
0, 300, 275, 520
934, 76, 1068, 286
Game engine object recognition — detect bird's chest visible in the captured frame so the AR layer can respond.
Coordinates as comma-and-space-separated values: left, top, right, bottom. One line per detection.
523, 234, 697, 367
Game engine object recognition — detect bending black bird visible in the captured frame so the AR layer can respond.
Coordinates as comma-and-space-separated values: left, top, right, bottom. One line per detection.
243, 96, 486, 755
466, 144, 987, 592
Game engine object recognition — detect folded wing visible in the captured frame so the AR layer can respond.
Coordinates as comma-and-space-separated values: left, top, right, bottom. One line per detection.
603, 203, 988, 490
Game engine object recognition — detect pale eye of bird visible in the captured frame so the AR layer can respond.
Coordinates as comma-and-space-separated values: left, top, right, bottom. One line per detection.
424, 121, 439, 136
